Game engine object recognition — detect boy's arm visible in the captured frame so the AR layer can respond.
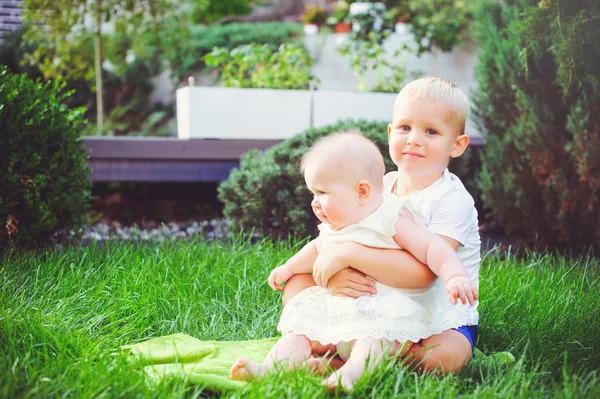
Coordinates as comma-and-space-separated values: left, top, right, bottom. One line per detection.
268, 239, 319, 291
393, 215, 478, 305
321, 242, 437, 289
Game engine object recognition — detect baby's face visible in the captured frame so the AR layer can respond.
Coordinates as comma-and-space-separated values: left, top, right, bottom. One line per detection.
304, 163, 363, 230
388, 93, 464, 179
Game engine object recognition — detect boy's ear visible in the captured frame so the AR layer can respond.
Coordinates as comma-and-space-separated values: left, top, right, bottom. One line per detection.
357, 180, 371, 202
387, 123, 392, 138
451, 134, 470, 158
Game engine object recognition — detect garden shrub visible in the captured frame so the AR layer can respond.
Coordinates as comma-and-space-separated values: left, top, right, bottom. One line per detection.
0, 67, 91, 250
218, 120, 482, 239
191, 0, 255, 25
190, 22, 303, 55
472, 0, 600, 249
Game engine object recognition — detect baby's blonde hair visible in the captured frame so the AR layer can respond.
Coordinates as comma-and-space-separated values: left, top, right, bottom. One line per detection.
398, 77, 469, 134
300, 130, 385, 191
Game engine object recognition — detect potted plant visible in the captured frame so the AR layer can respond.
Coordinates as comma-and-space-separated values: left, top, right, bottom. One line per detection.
302, 5, 329, 35
390, 1, 412, 34
327, 1, 351, 33
406, 0, 474, 55
348, 2, 391, 41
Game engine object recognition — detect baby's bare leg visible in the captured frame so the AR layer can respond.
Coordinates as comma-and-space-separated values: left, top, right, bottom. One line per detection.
404, 329, 471, 374
230, 333, 312, 381
323, 338, 410, 391
282, 274, 316, 305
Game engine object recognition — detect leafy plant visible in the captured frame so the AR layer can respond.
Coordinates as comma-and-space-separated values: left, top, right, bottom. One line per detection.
336, 2, 418, 92
0, 67, 92, 250
472, 0, 600, 249
302, 5, 329, 25
327, 1, 351, 25
387, 0, 412, 22
204, 43, 317, 90
337, 30, 410, 92
348, 2, 395, 43
407, 0, 474, 55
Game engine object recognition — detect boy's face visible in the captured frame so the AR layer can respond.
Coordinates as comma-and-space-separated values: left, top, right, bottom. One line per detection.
387, 93, 468, 179
304, 162, 362, 230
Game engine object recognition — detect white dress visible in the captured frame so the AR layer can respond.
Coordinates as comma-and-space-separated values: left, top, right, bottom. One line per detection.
276, 198, 474, 345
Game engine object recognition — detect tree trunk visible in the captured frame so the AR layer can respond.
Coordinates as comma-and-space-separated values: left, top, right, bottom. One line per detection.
95, 6, 104, 134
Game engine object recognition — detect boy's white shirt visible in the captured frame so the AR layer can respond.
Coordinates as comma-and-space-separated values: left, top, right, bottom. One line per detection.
383, 169, 481, 320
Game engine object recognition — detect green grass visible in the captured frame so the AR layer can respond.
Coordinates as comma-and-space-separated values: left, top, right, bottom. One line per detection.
1, 238, 599, 398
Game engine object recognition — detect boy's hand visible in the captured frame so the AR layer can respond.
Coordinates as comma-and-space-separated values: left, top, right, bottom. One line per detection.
327, 268, 377, 298
268, 265, 293, 291
312, 244, 350, 287
445, 275, 478, 306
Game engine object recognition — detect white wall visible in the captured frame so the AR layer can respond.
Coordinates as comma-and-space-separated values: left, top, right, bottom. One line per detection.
176, 87, 400, 140
177, 87, 313, 140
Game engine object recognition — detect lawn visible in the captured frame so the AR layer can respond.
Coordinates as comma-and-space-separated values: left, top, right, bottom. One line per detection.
1, 238, 599, 398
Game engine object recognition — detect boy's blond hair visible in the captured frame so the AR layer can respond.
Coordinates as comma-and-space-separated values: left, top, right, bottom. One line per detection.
300, 130, 385, 190
399, 77, 469, 134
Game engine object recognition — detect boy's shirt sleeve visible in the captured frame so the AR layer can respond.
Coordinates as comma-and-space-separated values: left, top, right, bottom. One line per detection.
427, 190, 476, 247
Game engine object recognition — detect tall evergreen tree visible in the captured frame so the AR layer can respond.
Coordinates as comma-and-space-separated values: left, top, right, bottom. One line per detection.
473, 0, 600, 249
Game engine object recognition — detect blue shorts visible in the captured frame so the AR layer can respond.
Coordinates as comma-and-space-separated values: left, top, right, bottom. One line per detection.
416, 325, 478, 356
453, 325, 478, 355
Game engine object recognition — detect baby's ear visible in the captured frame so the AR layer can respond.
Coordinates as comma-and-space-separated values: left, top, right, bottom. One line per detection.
357, 181, 371, 201
451, 134, 470, 158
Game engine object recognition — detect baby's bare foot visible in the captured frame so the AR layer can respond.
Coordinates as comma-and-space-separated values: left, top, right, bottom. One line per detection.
230, 357, 266, 381
322, 367, 362, 392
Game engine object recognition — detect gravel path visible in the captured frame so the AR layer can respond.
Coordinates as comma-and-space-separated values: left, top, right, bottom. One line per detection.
80, 218, 513, 253
81, 219, 231, 242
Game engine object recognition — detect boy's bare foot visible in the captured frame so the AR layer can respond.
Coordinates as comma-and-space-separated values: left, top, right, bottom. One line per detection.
322, 366, 362, 392
230, 357, 266, 381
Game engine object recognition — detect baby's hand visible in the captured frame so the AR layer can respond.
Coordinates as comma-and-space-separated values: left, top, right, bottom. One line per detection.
268, 265, 293, 291
312, 244, 350, 288
445, 275, 478, 306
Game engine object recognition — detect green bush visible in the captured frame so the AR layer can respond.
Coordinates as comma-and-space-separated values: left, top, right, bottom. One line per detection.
472, 0, 600, 249
218, 120, 481, 239
190, 0, 255, 24
191, 22, 303, 55
0, 67, 92, 250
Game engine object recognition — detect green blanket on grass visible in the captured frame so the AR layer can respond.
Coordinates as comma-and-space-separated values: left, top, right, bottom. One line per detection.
122, 333, 515, 393
122, 333, 279, 392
